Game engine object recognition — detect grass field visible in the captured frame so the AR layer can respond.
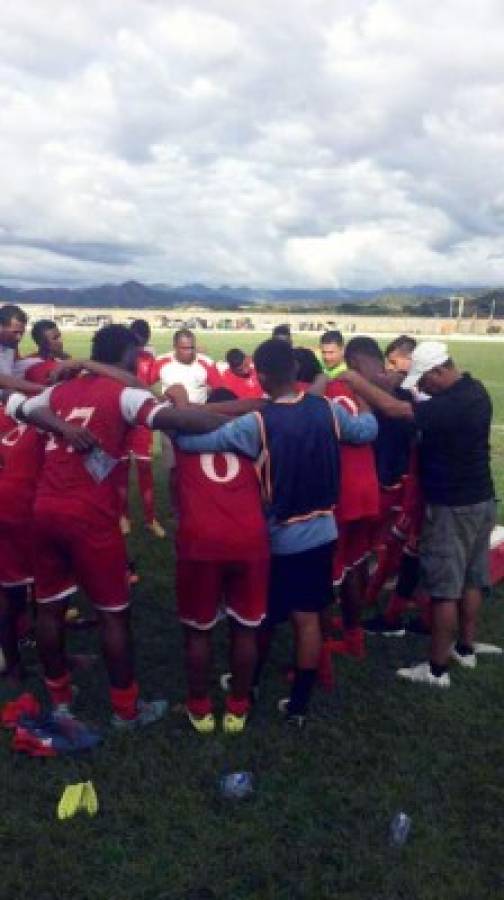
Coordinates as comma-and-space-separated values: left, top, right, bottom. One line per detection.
1, 331, 504, 900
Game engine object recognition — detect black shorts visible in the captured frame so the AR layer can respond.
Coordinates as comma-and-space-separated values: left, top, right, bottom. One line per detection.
267, 541, 335, 625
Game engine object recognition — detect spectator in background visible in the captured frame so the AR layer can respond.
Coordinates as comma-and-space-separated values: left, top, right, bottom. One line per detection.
272, 324, 292, 346
320, 330, 346, 379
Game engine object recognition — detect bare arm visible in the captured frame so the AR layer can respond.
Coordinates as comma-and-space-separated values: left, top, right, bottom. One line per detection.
49, 359, 148, 390
0, 374, 43, 395
205, 397, 266, 416
16, 402, 98, 452
340, 370, 414, 419
151, 405, 230, 435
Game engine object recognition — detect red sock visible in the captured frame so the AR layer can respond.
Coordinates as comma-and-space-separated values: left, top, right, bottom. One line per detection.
343, 627, 366, 658
137, 459, 155, 523
186, 696, 213, 717
225, 695, 250, 716
317, 641, 335, 692
110, 681, 140, 720
45, 672, 72, 707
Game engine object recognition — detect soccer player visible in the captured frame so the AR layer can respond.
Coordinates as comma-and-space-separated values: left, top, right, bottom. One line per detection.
0, 403, 95, 681
0, 305, 41, 396
217, 349, 263, 399
117, 319, 165, 538
152, 328, 220, 404
173, 386, 269, 734
177, 339, 377, 726
341, 341, 496, 687
320, 330, 346, 379
272, 324, 292, 346
385, 335, 417, 375
16, 324, 227, 728
17, 319, 69, 385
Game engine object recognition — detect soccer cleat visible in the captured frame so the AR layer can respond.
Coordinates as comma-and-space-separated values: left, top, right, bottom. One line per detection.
222, 711, 248, 735
111, 698, 167, 731
364, 614, 406, 638
185, 707, 216, 735
13, 713, 102, 756
396, 661, 450, 688
119, 516, 131, 536
146, 519, 166, 539
450, 646, 477, 669
473, 642, 503, 655
220, 672, 259, 704
1, 693, 41, 729
277, 698, 306, 729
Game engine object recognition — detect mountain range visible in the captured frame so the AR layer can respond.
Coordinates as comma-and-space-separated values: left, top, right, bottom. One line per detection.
0, 279, 500, 314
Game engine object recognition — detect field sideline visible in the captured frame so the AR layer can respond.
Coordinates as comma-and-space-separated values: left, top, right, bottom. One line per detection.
1, 331, 503, 900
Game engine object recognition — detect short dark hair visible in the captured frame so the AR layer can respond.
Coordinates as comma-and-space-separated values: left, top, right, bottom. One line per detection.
272, 324, 291, 339
293, 347, 322, 384
226, 348, 245, 369
253, 338, 296, 383
207, 387, 237, 403
320, 329, 343, 347
345, 336, 384, 365
31, 319, 57, 347
0, 304, 28, 327
385, 334, 417, 357
91, 324, 138, 365
130, 318, 151, 344
173, 328, 194, 345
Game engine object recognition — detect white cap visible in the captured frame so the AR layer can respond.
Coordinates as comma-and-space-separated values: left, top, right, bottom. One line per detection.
402, 341, 449, 390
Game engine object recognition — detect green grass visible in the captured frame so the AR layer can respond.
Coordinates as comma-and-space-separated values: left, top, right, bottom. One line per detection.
2, 332, 504, 900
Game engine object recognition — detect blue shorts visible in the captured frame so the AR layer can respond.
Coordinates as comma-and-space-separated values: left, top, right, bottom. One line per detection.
267, 541, 335, 625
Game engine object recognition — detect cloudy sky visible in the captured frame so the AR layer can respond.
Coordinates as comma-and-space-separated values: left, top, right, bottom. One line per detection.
1, 0, 504, 289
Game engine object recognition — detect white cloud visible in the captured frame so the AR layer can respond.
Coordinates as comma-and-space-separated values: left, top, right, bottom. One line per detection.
0, 0, 504, 287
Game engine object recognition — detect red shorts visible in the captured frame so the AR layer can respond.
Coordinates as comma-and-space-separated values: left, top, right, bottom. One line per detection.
176, 558, 269, 630
369, 483, 405, 551
333, 519, 373, 586
123, 425, 153, 461
0, 521, 33, 587
32, 507, 129, 611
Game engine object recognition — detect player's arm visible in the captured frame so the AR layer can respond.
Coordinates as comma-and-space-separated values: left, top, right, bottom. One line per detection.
332, 402, 379, 444
6, 390, 97, 452
306, 373, 329, 396
0, 373, 43, 395
150, 404, 230, 436
49, 358, 148, 390
340, 370, 414, 419
175, 413, 262, 459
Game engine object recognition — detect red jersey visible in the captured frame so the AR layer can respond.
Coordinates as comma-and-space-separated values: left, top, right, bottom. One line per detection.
219, 366, 263, 399
18, 355, 58, 385
174, 449, 269, 561
25, 376, 158, 523
325, 379, 379, 523
0, 417, 45, 523
136, 347, 157, 386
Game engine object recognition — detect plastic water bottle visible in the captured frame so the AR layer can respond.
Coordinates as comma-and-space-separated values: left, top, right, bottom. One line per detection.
219, 772, 254, 799
389, 812, 412, 847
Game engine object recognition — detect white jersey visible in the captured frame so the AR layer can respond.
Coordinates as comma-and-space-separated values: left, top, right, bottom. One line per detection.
152, 353, 217, 405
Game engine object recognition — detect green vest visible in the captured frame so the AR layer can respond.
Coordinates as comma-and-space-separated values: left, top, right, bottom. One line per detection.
321, 361, 347, 379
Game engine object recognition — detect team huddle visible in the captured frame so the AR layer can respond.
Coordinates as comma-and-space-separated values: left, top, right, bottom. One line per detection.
0, 304, 499, 737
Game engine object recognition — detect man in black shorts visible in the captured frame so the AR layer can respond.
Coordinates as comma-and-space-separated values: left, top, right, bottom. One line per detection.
342, 341, 496, 687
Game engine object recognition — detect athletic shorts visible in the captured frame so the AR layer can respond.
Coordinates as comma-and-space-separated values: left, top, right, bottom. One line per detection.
420, 500, 496, 600
267, 541, 335, 626
392, 474, 424, 547
124, 425, 153, 461
32, 507, 129, 612
0, 520, 33, 587
176, 558, 269, 630
332, 519, 373, 586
